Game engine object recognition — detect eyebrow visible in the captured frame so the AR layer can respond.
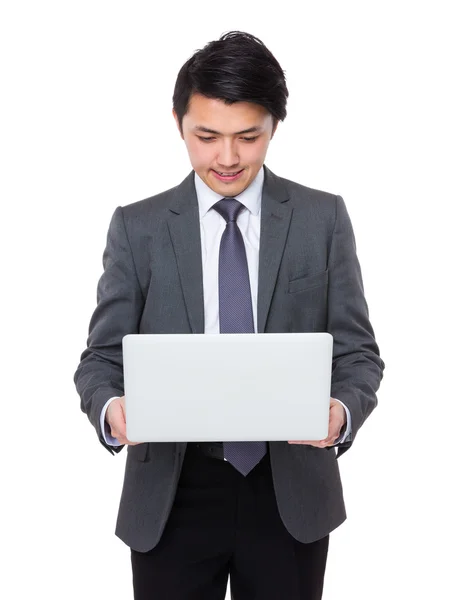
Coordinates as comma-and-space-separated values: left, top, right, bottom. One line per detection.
193, 125, 262, 135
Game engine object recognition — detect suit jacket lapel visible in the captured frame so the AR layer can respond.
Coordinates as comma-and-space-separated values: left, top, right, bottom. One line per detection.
166, 165, 292, 335
167, 171, 205, 333
257, 165, 292, 333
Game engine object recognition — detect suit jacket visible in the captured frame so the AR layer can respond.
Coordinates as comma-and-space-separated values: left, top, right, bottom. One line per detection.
74, 164, 385, 552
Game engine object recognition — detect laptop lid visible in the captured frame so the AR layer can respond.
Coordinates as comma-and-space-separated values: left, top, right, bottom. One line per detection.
122, 332, 333, 443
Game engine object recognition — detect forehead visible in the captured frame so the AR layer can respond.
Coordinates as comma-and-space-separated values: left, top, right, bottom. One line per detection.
185, 93, 271, 132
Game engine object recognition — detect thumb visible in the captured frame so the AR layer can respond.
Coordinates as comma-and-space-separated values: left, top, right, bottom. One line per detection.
110, 400, 126, 438
120, 395, 127, 418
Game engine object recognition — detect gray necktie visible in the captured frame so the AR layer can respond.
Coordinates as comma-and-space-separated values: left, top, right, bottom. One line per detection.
212, 197, 267, 476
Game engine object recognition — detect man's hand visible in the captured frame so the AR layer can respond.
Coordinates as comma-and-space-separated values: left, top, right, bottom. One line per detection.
105, 396, 140, 446
288, 398, 346, 448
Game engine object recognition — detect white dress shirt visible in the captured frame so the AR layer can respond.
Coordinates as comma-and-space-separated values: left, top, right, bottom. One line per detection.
101, 167, 352, 446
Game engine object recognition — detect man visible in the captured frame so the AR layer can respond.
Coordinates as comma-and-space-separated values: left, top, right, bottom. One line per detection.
74, 31, 385, 600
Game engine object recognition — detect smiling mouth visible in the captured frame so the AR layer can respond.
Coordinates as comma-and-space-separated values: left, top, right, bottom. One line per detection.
213, 169, 243, 176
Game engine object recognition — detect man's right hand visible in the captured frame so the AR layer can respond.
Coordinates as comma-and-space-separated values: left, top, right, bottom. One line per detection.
105, 396, 140, 446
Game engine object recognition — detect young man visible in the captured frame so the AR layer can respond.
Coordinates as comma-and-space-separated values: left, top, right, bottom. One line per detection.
74, 31, 385, 600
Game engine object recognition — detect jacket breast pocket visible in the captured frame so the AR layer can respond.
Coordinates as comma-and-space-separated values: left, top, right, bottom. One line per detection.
288, 268, 328, 294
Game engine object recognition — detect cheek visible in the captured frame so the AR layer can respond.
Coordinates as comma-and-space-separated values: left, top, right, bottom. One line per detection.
249, 140, 270, 162
186, 139, 212, 166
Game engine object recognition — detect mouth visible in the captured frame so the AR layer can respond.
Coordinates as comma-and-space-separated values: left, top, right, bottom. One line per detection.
211, 169, 244, 182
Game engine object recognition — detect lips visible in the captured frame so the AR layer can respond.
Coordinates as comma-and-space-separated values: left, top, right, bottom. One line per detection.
211, 169, 244, 182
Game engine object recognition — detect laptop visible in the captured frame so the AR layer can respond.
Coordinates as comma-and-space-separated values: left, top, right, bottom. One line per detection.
122, 332, 333, 443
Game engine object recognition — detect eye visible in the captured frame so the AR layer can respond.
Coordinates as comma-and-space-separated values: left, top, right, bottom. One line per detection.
241, 136, 259, 142
197, 136, 215, 142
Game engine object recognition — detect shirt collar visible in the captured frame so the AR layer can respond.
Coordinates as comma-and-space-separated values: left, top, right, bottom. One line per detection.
194, 166, 264, 219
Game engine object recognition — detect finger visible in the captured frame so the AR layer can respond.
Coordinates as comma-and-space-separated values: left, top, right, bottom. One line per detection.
113, 414, 127, 435
321, 432, 336, 445
324, 422, 343, 444
288, 440, 325, 447
112, 427, 127, 442
320, 439, 335, 447
321, 417, 343, 445
110, 426, 126, 442
321, 431, 341, 446
113, 435, 136, 445
111, 429, 139, 446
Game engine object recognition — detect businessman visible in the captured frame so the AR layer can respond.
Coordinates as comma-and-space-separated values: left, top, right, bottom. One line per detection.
74, 31, 385, 600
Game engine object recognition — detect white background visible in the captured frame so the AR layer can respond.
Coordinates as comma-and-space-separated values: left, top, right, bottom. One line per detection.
1, 1, 455, 598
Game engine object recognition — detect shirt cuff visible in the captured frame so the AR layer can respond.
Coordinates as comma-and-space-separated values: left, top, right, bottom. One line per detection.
332, 398, 352, 444
100, 396, 122, 446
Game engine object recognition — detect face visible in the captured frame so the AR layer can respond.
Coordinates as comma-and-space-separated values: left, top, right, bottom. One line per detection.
173, 93, 277, 196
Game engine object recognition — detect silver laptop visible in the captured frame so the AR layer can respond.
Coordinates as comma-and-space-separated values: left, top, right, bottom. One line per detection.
122, 332, 333, 443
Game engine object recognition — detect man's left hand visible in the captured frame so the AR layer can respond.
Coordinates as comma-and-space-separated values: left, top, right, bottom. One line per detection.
288, 398, 346, 448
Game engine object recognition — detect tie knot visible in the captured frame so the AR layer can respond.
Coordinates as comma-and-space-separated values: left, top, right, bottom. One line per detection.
212, 197, 244, 223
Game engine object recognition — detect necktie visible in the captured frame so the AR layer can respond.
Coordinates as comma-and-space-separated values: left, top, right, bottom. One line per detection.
212, 197, 267, 476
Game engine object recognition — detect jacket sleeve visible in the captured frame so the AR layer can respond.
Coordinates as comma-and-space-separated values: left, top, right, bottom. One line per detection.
327, 195, 385, 459
73, 206, 145, 454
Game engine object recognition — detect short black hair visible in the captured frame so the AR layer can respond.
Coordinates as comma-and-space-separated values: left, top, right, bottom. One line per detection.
172, 31, 289, 135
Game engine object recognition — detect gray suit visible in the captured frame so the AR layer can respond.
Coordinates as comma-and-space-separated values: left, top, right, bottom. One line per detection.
74, 164, 385, 553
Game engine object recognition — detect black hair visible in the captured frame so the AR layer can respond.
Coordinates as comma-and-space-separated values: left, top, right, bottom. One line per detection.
172, 31, 289, 135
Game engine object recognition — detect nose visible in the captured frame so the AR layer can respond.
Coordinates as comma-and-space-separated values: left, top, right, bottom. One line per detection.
217, 140, 240, 169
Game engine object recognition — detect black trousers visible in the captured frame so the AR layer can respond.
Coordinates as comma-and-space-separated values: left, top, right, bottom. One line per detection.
131, 443, 329, 600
